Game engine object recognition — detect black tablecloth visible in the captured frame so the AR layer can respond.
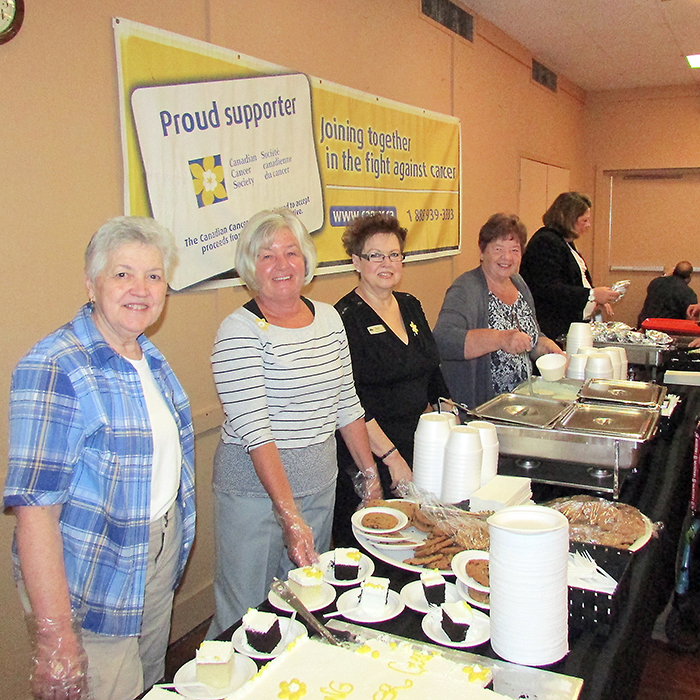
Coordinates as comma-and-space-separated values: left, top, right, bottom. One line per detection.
211, 387, 700, 700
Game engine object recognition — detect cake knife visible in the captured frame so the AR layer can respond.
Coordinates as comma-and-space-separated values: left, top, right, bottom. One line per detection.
270, 578, 341, 645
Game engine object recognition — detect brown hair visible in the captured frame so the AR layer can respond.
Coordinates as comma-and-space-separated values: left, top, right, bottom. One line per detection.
542, 192, 592, 237
342, 213, 408, 258
478, 213, 527, 253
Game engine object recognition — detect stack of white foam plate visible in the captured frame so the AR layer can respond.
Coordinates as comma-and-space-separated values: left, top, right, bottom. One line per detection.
488, 505, 569, 666
412, 412, 455, 497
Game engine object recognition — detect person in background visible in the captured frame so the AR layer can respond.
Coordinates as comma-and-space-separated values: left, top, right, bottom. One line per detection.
519, 191, 620, 341
637, 261, 697, 327
332, 213, 449, 546
4, 217, 195, 700
208, 209, 381, 635
433, 213, 562, 409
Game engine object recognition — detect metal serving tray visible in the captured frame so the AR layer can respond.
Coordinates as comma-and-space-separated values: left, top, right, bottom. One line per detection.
579, 379, 667, 408
592, 340, 670, 367
555, 402, 660, 440
474, 393, 571, 428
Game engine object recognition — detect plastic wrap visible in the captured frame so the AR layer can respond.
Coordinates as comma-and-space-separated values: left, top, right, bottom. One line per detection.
544, 495, 658, 549
611, 279, 631, 301
26, 611, 90, 700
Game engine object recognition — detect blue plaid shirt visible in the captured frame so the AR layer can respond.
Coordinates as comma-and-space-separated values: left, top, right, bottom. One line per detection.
4, 304, 196, 636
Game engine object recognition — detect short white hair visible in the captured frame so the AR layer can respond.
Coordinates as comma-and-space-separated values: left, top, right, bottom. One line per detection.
85, 217, 177, 283
235, 209, 317, 292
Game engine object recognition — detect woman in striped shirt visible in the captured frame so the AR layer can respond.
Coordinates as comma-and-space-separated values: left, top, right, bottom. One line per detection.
208, 209, 382, 634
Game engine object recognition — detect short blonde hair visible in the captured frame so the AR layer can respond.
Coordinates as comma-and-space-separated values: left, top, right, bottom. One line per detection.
235, 209, 317, 292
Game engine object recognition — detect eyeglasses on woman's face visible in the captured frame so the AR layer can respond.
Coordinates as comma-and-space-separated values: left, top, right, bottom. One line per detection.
358, 251, 404, 263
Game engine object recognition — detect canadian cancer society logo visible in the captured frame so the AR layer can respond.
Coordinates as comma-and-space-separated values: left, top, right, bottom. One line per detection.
189, 155, 228, 208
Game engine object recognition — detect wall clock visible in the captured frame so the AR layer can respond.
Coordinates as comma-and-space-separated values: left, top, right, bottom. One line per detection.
0, 0, 24, 45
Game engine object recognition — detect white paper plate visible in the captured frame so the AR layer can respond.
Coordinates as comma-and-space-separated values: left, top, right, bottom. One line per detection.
450, 550, 490, 592
421, 608, 490, 649
399, 580, 461, 614
268, 580, 336, 612
456, 579, 490, 610
232, 618, 307, 660
352, 527, 455, 577
173, 654, 257, 699
334, 587, 404, 623
628, 514, 654, 552
351, 507, 409, 534
318, 550, 374, 586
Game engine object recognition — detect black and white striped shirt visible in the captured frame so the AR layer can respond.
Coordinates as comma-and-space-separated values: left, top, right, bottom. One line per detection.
212, 300, 364, 451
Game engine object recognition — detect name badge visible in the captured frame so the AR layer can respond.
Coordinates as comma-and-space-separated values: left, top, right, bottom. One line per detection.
367, 324, 386, 335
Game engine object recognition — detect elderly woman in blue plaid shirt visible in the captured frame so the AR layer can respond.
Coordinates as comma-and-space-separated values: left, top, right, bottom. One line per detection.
4, 217, 196, 700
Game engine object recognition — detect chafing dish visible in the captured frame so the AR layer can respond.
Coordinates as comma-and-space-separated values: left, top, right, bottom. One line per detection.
471, 393, 571, 428
592, 340, 670, 367
579, 379, 666, 407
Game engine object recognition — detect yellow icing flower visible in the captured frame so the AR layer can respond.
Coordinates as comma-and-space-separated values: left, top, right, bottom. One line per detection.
278, 678, 307, 699
463, 664, 491, 682
347, 550, 362, 562
357, 644, 371, 655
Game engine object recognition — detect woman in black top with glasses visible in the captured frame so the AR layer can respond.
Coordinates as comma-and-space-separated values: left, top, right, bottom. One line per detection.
332, 213, 449, 545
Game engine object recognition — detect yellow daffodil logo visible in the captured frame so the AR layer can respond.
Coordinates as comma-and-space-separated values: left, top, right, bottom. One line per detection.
189, 154, 228, 208
410, 322, 419, 335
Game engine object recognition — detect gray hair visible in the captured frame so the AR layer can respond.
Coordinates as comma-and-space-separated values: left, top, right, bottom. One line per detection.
235, 209, 317, 292
85, 217, 178, 283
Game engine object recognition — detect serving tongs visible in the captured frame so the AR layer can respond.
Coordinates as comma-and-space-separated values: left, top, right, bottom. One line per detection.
270, 577, 351, 645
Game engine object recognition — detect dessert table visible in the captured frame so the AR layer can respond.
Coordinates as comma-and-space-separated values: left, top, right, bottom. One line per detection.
153, 384, 699, 700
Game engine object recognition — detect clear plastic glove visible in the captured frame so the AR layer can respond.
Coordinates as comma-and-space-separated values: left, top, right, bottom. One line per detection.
275, 504, 317, 567
27, 613, 89, 700
351, 468, 383, 506
384, 453, 413, 493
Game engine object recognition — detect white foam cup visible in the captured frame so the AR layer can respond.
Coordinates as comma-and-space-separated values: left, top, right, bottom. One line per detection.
600, 348, 622, 380
414, 412, 454, 442
584, 352, 614, 380
445, 425, 482, 452
566, 353, 588, 379
467, 421, 499, 446
535, 353, 567, 381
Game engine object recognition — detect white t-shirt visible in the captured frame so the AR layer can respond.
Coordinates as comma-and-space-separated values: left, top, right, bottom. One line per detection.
127, 356, 182, 521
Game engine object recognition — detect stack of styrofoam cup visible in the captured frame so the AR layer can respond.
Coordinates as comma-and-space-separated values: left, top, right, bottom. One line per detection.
566, 322, 593, 356
467, 421, 499, 486
566, 353, 588, 380
412, 412, 455, 497
600, 347, 623, 380
584, 352, 614, 380
440, 426, 482, 504
615, 346, 629, 379
488, 505, 569, 666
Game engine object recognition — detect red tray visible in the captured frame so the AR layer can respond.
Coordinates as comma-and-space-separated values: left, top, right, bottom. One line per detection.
641, 318, 700, 336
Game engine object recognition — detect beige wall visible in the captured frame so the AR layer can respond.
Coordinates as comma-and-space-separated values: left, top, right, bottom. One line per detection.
0, 1, 592, 695
585, 85, 700, 326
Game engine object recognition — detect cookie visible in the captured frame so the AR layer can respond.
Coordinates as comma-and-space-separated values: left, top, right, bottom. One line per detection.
468, 587, 490, 604
361, 511, 399, 530
466, 559, 489, 587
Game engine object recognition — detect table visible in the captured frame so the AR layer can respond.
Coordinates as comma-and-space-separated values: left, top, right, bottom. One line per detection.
159, 385, 698, 700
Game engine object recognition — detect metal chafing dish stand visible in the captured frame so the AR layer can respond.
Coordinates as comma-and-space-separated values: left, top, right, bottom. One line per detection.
470, 381, 662, 499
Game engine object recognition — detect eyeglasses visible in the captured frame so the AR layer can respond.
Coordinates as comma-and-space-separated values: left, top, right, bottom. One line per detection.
358, 252, 405, 263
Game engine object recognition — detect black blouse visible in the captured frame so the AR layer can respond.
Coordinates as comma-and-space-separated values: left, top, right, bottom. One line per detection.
335, 290, 449, 459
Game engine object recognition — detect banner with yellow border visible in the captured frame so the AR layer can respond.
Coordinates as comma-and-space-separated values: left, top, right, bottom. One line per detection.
114, 18, 460, 290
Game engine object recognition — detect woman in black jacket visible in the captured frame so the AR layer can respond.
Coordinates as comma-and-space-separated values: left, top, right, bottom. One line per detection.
520, 191, 620, 342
